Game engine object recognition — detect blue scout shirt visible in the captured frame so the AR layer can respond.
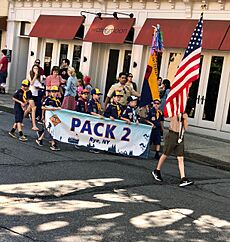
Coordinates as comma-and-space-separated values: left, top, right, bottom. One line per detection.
88, 98, 101, 114
147, 107, 164, 129
104, 102, 123, 119
121, 105, 138, 122
76, 97, 88, 113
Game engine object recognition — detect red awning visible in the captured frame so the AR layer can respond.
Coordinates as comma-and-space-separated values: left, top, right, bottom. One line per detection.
219, 25, 230, 51
135, 19, 230, 50
84, 17, 135, 44
0, 16, 7, 31
29, 15, 85, 40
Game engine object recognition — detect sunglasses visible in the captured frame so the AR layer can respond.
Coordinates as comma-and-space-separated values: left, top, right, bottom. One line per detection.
128, 75, 133, 78
154, 102, 160, 105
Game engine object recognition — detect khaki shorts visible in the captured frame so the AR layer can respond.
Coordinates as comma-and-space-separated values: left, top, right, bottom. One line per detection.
163, 130, 184, 157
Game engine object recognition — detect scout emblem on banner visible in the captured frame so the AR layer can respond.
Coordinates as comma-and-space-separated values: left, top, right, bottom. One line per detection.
139, 24, 163, 107
50, 114, 61, 127
164, 13, 203, 142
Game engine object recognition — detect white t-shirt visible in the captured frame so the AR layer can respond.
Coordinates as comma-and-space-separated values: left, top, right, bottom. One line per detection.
29, 79, 42, 96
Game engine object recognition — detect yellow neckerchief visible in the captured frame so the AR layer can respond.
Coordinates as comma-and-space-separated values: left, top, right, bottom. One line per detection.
95, 101, 101, 112
22, 90, 27, 103
112, 102, 121, 117
156, 109, 162, 120
50, 97, 61, 107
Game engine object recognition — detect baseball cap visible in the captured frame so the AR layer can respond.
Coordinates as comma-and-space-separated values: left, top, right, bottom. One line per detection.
21, 79, 30, 86
112, 90, 123, 97
83, 76, 91, 84
127, 96, 138, 102
81, 89, 89, 94
51, 86, 59, 92
153, 98, 161, 103
91, 88, 102, 95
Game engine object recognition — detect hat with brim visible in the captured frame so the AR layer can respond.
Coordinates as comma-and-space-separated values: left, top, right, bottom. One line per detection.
51, 86, 59, 92
81, 89, 90, 94
127, 95, 138, 102
113, 90, 123, 97
91, 88, 102, 95
21, 79, 30, 86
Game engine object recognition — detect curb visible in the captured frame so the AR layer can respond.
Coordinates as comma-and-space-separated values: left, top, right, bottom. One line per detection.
185, 151, 230, 171
0, 105, 14, 114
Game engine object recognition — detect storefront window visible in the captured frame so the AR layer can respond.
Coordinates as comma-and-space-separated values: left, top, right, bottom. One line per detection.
202, 56, 224, 121
44, 42, 53, 76
59, 44, 68, 66
72, 45, 82, 71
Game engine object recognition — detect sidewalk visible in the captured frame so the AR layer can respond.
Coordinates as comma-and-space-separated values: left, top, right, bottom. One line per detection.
0, 93, 229, 168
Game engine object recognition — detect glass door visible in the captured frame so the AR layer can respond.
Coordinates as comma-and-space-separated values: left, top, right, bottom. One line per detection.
197, 55, 225, 129
104, 46, 132, 97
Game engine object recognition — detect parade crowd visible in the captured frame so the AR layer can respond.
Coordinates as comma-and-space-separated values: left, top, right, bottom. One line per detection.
3, 55, 193, 187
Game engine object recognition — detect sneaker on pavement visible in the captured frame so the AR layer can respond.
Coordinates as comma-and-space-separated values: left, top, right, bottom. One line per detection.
36, 139, 43, 146
152, 169, 163, 182
9, 131, 17, 139
179, 177, 194, 187
19, 135, 28, 142
50, 144, 60, 151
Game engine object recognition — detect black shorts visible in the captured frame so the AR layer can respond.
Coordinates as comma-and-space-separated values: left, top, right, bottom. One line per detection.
14, 109, 24, 123
150, 129, 161, 145
32, 96, 38, 105
163, 130, 184, 156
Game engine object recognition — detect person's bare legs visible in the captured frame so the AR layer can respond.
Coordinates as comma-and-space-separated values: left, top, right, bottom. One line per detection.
156, 154, 167, 170
177, 156, 185, 178
28, 100, 39, 131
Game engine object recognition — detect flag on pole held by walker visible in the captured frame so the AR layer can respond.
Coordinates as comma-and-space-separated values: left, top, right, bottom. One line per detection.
164, 13, 203, 118
139, 24, 163, 107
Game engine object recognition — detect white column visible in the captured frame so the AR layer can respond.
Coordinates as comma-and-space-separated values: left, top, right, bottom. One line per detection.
80, 41, 93, 76
130, 44, 144, 90
26, 36, 39, 74
1, 31, 7, 49
5, 20, 19, 93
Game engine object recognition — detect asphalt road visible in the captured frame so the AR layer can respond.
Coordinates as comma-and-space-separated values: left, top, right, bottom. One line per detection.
0, 111, 229, 242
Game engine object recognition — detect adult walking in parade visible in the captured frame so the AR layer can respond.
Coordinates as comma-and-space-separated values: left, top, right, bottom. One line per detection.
159, 79, 171, 113
0, 49, 9, 94
152, 113, 194, 187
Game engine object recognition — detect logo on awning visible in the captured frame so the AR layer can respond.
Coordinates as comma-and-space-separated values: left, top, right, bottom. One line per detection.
103, 25, 115, 35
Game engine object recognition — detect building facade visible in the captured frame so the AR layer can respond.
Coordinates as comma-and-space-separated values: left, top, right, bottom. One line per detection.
0, 0, 8, 49
5, 0, 230, 140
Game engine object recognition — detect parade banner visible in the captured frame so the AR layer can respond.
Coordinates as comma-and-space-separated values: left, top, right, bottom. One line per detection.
45, 109, 152, 158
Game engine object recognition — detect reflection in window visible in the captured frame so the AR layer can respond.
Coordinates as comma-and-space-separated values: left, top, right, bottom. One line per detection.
167, 53, 182, 82
72, 45, 82, 71
59, 44, 68, 66
202, 56, 224, 122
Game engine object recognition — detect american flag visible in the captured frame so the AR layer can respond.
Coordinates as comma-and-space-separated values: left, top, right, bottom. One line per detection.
164, 13, 203, 118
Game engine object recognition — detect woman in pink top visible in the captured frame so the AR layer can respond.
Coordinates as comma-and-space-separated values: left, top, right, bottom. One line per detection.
45, 66, 63, 97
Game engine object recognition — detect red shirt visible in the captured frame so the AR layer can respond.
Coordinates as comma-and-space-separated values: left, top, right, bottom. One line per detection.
0, 56, 8, 72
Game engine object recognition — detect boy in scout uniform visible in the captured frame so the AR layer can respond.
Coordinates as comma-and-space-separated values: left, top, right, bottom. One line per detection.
88, 88, 103, 118
145, 98, 164, 160
121, 95, 139, 124
36, 86, 61, 151
104, 90, 123, 120
9, 79, 31, 141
